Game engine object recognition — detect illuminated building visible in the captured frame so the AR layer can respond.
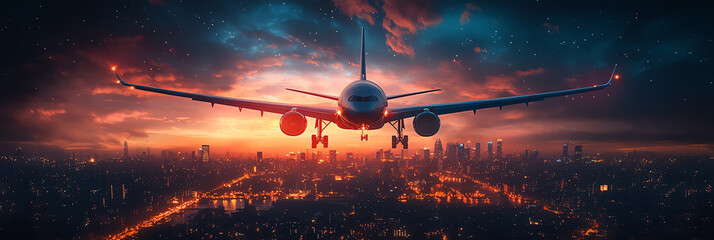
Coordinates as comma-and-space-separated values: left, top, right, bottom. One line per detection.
474, 142, 481, 160
487, 142, 493, 160
123, 141, 129, 159
434, 139, 444, 171
574, 145, 583, 162
496, 139, 502, 160
200, 145, 210, 162
423, 148, 430, 161
329, 150, 337, 164
446, 143, 458, 170
562, 144, 569, 162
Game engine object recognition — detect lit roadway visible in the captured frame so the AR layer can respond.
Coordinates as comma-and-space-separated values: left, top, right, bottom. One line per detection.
106, 173, 254, 240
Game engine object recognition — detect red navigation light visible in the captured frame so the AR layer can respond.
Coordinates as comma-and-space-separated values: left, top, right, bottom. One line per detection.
614, 75, 620, 80
384, 110, 388, 116
336, 110, 341, 115
111, 66, 117, 71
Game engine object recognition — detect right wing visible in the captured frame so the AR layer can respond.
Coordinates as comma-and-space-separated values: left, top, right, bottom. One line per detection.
114, 72, 338, 120
385, 65, 617, 122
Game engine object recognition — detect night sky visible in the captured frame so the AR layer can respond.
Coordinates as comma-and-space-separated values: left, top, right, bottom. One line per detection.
1, 0, 712, 155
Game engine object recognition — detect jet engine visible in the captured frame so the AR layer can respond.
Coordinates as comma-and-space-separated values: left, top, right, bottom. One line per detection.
280, 110, 307, 136
413, 110, 440, 137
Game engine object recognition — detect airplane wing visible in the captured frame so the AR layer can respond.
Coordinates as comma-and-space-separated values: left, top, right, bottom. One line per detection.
384, 65, 617, 122
114, 72, 338, 120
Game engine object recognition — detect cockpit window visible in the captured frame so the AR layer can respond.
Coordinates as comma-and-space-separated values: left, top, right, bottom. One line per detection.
348, 95, 378, 102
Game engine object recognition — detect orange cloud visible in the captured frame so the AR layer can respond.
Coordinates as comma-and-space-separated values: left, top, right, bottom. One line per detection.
459, 3, 481, 25
515, 67, 546, 77
332, 0, 377, 25
381, 0, 442, 56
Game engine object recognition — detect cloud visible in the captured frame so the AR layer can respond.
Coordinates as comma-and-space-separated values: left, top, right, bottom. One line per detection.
332, 0, 377, 25
459, 3, 481, 25
381, 0, 442, 56
515, 67, 546, 77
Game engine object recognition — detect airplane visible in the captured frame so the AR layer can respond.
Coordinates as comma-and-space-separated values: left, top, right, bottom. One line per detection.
113, 27, 617, 149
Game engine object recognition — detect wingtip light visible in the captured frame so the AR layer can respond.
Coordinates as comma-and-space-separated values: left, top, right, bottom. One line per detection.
111, 66, 117, 71
614, 74, 620, 80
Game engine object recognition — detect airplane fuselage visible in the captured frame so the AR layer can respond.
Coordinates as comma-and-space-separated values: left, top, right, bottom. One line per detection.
336, 80, 387, 130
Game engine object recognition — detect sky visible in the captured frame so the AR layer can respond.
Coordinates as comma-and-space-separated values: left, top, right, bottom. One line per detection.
1, 0, 712, 156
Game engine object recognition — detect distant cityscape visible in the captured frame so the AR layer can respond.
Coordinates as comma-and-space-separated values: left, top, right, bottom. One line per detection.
1, 139, 713, 239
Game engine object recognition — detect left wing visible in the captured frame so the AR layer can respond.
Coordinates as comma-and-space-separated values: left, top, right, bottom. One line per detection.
385, 65, 617, 122
114, 72, 337, 120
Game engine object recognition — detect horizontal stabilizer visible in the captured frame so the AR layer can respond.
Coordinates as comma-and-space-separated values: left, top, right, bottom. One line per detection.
286, 88, 338, 101
387, 89, 441, 100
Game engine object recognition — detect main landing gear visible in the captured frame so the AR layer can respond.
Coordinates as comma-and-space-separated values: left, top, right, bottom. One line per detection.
311, 119, 330, 148
360, 124, 368, 141
389, 119, 408, 149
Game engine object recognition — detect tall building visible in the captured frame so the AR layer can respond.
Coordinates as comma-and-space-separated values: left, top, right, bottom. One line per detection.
446, 143, 459, 170
422, 148, 430, 161
329, 150, 337, 164
474, 143, 481, 160
200, 145, 210, 162
257, 151, 263, 162
574, 145, 583, 162
561, 144, 569, 162
487, 142, 493, 160
496, 139, 503, 160
524, 149, 529, 161
123, 141, 129, 159
434, 139, 444, 171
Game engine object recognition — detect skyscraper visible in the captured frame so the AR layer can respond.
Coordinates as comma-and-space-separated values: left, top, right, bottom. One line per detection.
257, 151, 263, 162
329, 150, 337, 164
487, 142, 493, 160
434, 139, 444, 171
123, 141, 129, 159
201, 145, 210, 162
496, 139, 503, 160
562, 144, 569, 162
474, 142, 481, 160
574, 145, 583, 162
446, 143, 459, 170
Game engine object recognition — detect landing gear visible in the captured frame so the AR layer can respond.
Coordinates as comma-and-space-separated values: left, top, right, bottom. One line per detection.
311, 119, 330, 148
360, 125, 368, 141
389, 119, 408, 149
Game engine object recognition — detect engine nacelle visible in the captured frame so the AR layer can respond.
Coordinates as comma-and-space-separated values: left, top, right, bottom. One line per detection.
280, 110, 307, 136
413, 110, 440, 137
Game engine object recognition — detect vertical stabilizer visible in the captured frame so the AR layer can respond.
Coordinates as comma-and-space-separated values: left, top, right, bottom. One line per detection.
360, 27, 366, 80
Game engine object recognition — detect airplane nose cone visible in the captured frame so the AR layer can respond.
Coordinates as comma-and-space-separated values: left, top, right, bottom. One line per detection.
343, 104, 382, 124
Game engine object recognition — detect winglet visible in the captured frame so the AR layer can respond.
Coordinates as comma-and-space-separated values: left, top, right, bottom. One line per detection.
114, 71, 132, 87
360, 27, 366, 80
605, 64, 618, 86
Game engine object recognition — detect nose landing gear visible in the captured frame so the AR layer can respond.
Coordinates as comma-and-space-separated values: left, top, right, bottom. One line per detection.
389, 119, 408, 149
311, 119, 331, 148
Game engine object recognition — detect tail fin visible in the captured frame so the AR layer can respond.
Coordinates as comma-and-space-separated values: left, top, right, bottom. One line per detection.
360, 27, 366, 80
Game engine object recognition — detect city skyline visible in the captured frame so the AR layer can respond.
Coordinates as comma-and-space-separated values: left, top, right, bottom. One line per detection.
1, 1, 712, 154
